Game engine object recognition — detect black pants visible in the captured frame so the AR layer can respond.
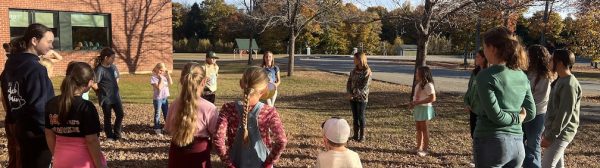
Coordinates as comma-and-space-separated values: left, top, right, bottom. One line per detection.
202, 90, 216, 104
102, 101, 125, 139
469, 111, 477, 138
17, 129, 51, 168
350, 100, 367, 140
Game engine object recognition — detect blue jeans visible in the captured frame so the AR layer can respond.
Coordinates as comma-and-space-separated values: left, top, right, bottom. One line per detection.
474, 134, 525, 168
153, 98, 169, 129
523, 113, 545, 168
350, 100, 367, 140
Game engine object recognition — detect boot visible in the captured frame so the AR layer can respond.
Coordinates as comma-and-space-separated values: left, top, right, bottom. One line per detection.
352, 126, 359, 141
358, 127, 365, 142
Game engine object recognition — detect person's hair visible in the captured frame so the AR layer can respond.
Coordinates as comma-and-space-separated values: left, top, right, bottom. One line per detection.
473, 50, 488, 75
527, 45, 553, 91
94, 48, 116, 69
482, 27, 528, 70
153, 63, 166, 74
11, 23, 53, 54
2, 43, 10, 53
552, 49, 575, 70
326, 139, 346, 148
354, 52, 370, 72
239, 66, 269, 145
261, 51, 275, 68
172, 62, 206, 147
417, 66, 434, 90
58, 62, 94, 123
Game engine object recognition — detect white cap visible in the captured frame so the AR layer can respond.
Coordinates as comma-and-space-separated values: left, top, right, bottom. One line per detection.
322, 118, 351, 143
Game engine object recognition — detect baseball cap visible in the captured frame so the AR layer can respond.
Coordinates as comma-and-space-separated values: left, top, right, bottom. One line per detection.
206, 51, 219, 59
321, 117, 351, 144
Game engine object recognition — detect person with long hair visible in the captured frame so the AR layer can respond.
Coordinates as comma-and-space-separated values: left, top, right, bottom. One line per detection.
346, 52, 372, 142
473, 27, 536, 167
215, 67, 287, 168
523, 45, 553, 168
408, 66, 436, 156
151, 63, 173, 135
0, 23, 56, 168
464, 50, 487, 166
165, 62, 219, 168
44, 62, 106, 168
92, 47, 125, 140
541, 49, 581, 168
261, 51, 281, 106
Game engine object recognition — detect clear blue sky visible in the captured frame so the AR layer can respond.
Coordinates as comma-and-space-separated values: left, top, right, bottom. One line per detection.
172, 0, 574, 19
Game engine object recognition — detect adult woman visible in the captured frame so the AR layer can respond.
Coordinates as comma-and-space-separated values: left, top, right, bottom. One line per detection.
473, 27, 536, 167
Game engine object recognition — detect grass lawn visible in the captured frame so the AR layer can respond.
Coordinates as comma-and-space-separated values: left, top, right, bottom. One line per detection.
1, 60, 599, 167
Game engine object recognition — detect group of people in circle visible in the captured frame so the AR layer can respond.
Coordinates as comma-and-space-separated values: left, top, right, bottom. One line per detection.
1, 23, 581, 168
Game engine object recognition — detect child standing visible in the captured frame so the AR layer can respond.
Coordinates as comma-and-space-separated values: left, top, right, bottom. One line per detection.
316, 117, 362, 168
202, 51, 219, 104
44, 62, 106, 168
261, 51, 281, 106
151, 63, 173, 135
215, 67, 287, 168
408, 66, 436, 157
92, 48, 125, 140
541, 49, 581, 168
165, 62, 219, 168
346, 52, 371, 142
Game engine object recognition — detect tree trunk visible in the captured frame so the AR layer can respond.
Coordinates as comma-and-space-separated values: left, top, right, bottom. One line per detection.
248, 32, 254, 65
288, 29, 296, 76
410, 33, 429, 101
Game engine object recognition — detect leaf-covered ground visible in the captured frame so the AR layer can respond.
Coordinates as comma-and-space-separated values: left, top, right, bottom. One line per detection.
1, 66, 599, 167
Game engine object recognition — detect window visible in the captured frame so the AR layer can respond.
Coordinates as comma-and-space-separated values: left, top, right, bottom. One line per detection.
9, 9, 110, 51
9, 10, 59, 48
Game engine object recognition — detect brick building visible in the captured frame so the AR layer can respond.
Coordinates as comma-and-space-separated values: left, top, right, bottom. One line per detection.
0, 0, 173, 75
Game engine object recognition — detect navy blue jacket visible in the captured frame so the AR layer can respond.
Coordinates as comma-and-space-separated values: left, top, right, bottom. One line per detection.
1, 53, 55, 138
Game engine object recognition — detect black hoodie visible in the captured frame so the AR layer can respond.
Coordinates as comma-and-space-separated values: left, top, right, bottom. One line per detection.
1, 52, 55, 138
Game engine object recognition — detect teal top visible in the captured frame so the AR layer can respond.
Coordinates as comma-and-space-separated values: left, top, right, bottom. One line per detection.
544, 75, 580, 143
464, 73, 481, 112
474, 64, 536, 137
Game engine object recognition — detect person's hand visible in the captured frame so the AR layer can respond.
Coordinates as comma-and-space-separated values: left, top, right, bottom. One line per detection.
519, 107, 527, 123
464, 106, 472, 113
408, 102, 415, 109
347, 94, 353, 100
541, 137, 551, 148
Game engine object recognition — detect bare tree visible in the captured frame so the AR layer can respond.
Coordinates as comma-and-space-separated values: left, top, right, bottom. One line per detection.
275, 0, 342, 76
240, 0, 281, 65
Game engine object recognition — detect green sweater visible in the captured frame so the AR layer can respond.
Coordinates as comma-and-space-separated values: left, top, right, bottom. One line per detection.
464, 73, 481, 112
474, 64, 536, 137
544, 75, 581, 143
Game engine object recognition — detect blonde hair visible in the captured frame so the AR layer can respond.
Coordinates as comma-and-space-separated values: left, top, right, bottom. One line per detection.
261, 51, 275, 68
239, 66, 269, 144
354, 52, 370, 71
153, 63, 166, 74
172, 62, 206, 147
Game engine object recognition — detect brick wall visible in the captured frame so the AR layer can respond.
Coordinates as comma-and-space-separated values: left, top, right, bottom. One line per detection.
0, 0, 173, 75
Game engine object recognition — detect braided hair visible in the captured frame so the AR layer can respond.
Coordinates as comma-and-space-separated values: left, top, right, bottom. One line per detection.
239, 67, 269, 145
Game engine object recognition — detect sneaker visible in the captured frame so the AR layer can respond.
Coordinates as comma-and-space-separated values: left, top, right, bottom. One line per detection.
154, 129, 163, 136
417, 151, 428, 157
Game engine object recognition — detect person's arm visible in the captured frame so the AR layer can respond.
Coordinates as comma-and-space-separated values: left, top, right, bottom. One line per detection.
476, 75, 522, 126
150, 75, 163, 90
85, 134, 106, 168
92, 68, 102, 91
45, 50, 63, 63
522, 85, 536, 122
24, 68, 55, 133
412, 84, 436, 105
543, 83, 579, 142
464, 75, 474, 107
214, 103, 235, 168
263, 107, 288, 168
275, 66, 281, 87
352, 71, 371, 96
114, 65, 120, 83
44, 129, 56, 154
207, 105, 219, 137
346, 71, 353, 94
166, 70, 173, 85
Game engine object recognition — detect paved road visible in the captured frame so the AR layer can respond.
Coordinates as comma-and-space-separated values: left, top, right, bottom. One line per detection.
291, 56, 600, 121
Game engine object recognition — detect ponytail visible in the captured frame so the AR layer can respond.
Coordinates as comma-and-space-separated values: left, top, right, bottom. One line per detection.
483, 27, 528, 70
11, 23, 52, 54
172, 62, 205, 147
95, 48, 116, 70
58, 62, 95, 123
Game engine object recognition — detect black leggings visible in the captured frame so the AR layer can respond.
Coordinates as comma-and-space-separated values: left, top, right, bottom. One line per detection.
469, 111, 477, 138
102, 101, 125, 139
350, 100, 367, 138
